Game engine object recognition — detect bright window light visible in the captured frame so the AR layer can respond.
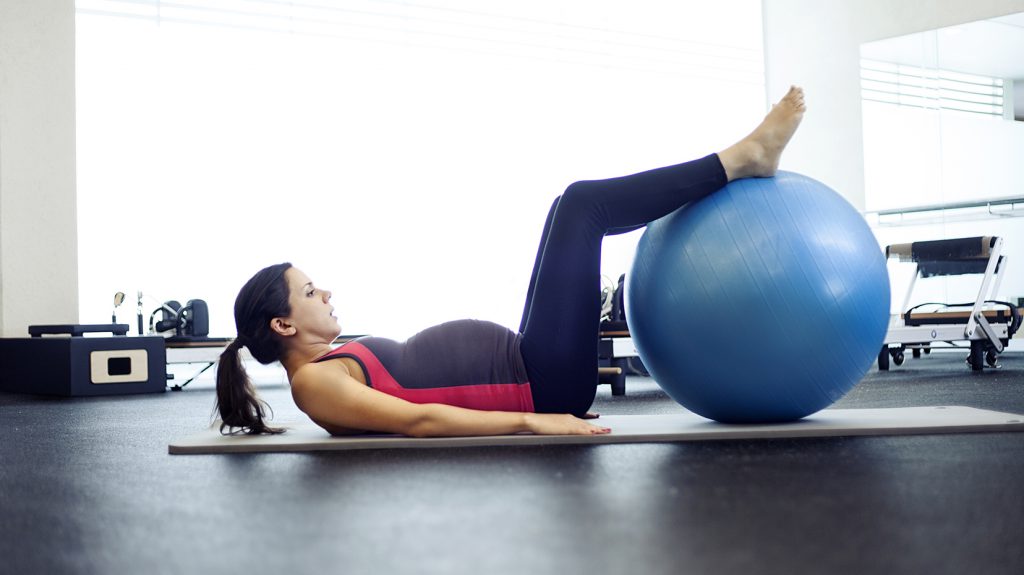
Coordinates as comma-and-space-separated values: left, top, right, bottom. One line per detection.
861, 59, 1005, 117
77, 0, 765, 339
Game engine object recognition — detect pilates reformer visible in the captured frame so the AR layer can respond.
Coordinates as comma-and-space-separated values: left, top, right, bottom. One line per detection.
598, 273, 646, 395
165, 337, 234, 390
598, 325, 639, 396
879, 236, 1021, 371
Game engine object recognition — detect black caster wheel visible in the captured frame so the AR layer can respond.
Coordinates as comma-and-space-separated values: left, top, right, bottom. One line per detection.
912, 348, 921, 359
986, 350, 1000, 368
890, 348, 905, 366
967, 341, 985, 371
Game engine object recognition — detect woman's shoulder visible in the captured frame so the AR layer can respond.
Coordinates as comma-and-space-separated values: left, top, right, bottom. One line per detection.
291, 357, 351, 388
288, 358, 373, 437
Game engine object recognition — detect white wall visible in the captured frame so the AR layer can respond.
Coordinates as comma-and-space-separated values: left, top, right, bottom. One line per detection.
762, 0, 1024, 210
0, 0, 78, 337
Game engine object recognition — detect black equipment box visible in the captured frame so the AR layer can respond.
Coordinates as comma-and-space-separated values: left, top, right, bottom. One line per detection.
0, 324, 166, 396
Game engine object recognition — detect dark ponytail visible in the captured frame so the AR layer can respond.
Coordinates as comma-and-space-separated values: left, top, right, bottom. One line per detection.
215, 262, 293, 435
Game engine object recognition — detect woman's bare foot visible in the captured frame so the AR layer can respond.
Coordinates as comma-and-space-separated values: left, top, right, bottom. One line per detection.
719, 86, 806, 181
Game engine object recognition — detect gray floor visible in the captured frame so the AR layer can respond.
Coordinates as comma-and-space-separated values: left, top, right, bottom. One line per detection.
1, 351, 1023, 575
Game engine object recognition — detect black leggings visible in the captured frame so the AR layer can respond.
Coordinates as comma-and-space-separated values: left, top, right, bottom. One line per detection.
518, 153, 728, 415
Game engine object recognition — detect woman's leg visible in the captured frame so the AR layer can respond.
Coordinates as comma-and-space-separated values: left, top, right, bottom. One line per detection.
520, 86, 807, 415
519, 201, 645, 334
519, 196, 561, 334
520, 154, 728, 415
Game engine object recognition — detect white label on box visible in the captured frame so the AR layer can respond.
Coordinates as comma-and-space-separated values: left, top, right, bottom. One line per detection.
90, 349, 149, 384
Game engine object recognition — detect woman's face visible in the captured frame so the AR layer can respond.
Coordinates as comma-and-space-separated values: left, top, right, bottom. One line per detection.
280, 267, 341, 342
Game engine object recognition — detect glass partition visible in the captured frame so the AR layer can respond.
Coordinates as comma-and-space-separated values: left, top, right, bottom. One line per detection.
860, 13, 1024, 334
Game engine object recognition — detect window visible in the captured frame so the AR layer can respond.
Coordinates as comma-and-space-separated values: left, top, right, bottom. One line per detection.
77, 0, 765, 338
861, 59, 1005, 117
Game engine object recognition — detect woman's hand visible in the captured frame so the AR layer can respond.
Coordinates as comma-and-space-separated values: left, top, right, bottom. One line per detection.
523, 413, 611, 435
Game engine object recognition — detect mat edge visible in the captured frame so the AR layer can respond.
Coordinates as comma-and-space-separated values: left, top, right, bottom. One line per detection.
168, 419, 1024, 455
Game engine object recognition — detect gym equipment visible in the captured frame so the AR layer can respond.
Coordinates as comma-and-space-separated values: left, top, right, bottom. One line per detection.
599, 273, 642, 396
111, 292, 125, 324
880, 236, 1020, 371
164, 336, 233, 391
168, 406, 1024, 454
150, 299, 210, 338
0, 324, 166, 396
627, 171, 890, 423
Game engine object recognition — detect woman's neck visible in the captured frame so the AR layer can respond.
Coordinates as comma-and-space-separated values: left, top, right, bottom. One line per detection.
281, 341, 334, 380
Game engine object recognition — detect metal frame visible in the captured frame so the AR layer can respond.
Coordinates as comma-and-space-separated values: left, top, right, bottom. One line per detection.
881, 236, 1013, 371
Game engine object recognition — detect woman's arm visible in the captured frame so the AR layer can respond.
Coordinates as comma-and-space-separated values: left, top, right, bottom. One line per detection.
411, 404, 610, 437
290, 363, 610, 437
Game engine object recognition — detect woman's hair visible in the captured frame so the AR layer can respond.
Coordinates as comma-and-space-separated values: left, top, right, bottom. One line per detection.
215, 262, 293, 435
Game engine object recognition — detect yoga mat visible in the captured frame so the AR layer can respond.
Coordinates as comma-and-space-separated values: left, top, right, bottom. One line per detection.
169, 406, 1024, 455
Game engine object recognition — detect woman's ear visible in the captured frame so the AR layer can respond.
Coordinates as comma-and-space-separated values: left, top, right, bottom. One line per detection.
269, 317, 296, 337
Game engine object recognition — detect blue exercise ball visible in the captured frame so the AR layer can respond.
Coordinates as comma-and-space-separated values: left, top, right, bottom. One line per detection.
626, 171, 890, 423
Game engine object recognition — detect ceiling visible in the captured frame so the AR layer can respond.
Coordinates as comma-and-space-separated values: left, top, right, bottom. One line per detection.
860, 12, 1024, 79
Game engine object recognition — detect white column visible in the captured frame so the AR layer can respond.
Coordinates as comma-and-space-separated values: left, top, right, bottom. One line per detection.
0, 0, 79, 337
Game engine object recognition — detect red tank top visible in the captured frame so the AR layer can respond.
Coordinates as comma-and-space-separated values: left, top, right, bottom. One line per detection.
315, 320, 535, 412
